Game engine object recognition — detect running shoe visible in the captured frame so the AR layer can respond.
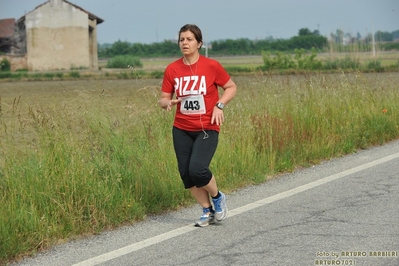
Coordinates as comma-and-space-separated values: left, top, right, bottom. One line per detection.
212, 192, 227, 221
195, 207, 215, 227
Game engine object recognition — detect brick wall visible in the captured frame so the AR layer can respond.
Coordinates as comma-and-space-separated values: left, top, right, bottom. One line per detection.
0, 54, 28, 71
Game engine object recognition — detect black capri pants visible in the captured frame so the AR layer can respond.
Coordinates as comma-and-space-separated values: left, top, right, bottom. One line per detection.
172, 126, 219, 189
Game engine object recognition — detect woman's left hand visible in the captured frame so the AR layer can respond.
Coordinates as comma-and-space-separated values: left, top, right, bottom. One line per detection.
211, 107, 224, 126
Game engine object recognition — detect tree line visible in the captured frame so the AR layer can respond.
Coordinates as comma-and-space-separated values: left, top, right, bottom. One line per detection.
98, 28, 399, 58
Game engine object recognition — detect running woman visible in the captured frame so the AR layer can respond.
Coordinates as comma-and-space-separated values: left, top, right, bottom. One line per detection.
158, 24, 237, 227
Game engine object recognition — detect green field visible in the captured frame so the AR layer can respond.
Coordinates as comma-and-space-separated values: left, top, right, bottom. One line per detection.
1, 52, 397, 82
1, 71, 399, 264
101, 51, 399, 71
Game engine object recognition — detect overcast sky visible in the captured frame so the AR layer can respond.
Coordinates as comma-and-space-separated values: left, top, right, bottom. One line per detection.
0, 0, 398, 44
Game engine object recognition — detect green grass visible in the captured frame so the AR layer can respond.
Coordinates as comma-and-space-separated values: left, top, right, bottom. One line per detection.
2, 52, 398, 82
105, 55, 143, 69
1, 72, 399, 263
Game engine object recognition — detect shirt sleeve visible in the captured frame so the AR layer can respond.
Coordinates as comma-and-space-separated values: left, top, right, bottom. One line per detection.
214, 61, 231, 87
161, 65, 174, 93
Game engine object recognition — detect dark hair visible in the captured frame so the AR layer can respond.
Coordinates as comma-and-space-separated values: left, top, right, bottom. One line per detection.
179, 24, 203, 49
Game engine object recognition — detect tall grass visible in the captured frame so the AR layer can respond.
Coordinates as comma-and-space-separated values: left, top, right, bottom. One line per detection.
106, 55, 143, 69
1, 73, 399, 263
216, 72, 399, 185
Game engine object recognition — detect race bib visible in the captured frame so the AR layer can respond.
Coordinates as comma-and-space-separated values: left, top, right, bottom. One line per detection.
180, 95, 206, 115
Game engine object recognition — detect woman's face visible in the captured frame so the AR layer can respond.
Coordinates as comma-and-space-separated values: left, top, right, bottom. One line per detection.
179, 30, 201, 57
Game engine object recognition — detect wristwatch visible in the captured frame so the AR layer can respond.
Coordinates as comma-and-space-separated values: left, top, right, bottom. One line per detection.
216, 102, 225, 110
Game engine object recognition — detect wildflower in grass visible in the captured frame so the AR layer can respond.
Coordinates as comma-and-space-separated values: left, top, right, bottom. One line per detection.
382, 109, 388, 114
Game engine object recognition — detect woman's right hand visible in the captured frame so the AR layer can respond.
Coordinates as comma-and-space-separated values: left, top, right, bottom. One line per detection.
166, 99, 182, 111
159, 91, 182, 111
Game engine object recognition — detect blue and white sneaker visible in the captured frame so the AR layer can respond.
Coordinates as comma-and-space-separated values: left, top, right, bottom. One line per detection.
195, 207, 215, 227
212, 192, 227, 221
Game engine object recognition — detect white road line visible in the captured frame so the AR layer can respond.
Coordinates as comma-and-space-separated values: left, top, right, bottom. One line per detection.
72, 152, 399, 266
72, 225, 197, 266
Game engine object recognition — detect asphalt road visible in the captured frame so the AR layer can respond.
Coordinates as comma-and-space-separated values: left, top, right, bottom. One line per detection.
12, 140, 399, 266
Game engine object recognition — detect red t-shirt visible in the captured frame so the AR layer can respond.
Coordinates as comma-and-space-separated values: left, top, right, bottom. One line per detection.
162, 55, 230, 132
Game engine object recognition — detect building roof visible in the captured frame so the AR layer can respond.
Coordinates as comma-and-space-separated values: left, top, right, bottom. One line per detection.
18, 0, 104, 24
0, 18, 16, 38
64, 0, 104, 24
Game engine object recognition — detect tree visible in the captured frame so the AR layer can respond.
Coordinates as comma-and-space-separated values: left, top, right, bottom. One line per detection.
335, 29, 344, 44
374, 31, 393, 42
313, 30, 320, 36
364, 33, 372, 44
298, 28, 313, 36
290, 35, 328, 50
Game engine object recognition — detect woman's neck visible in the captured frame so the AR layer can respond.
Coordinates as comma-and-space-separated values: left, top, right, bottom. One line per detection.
183, 53, 200, 65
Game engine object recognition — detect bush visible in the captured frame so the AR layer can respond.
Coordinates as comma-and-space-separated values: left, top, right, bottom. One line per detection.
43, 73, 55, 79
262, 48, 322, 70
69, 71, 80, 78
323, 56, 360, 70
0, 72, 12, 79
149, 70, 164, 79
8, 71, 28, 80
381, 42, 399, 51
0, 58, 11, 71
366, 59, 384, 72
323, 59, 339, 70
225, 66, 258, 74
55, 72, 64, 78
339, 56, 361, 69
106, 55, 143, 69
294, 48, 322, 70
262, 51, 296, 70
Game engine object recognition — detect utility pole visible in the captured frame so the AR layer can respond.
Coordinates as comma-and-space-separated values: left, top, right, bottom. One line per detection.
372, 23, 376, 57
